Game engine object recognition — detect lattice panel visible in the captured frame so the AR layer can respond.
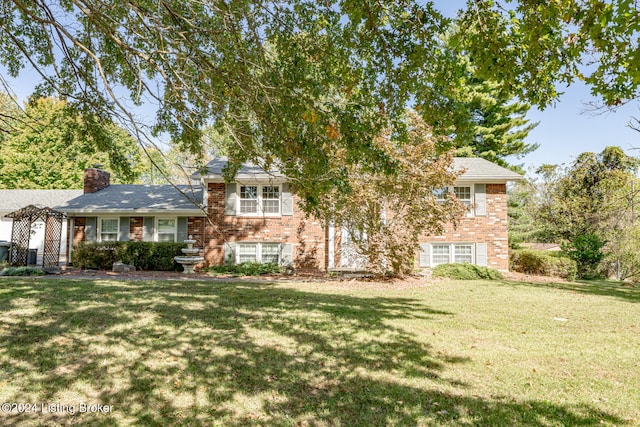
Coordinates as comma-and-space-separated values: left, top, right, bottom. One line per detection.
9, 216, 31, 266
7, 205, 65, 268
43, 215, 63, 268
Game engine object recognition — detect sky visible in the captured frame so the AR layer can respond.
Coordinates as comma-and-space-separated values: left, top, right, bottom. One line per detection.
2, 1, 639, 177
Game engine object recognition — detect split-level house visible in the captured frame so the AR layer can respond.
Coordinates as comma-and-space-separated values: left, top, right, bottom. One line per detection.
56, 157, 521, 271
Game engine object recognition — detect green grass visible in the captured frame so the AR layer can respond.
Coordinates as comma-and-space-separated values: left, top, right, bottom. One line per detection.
0, 276, 638, 426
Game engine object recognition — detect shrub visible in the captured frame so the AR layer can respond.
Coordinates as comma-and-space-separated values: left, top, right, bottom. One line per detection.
562, 233, 607, 279
0, 266, 44, 276
510, 249, 577, 281
72, 241, 187, 271
431, 263, 503, 280
207, 262, 283, 277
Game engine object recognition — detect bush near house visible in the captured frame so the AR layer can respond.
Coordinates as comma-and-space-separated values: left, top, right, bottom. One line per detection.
206, 262, 283, 277
510, 249, 577, 281
431, 263, 503, 280
0, 266, 44, 276
72, 241, 187, 271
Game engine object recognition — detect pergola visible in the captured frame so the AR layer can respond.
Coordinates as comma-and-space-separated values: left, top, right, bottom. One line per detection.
5, 205, 64, 268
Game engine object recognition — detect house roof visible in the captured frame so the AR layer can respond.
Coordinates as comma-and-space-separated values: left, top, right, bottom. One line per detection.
0, 189, 83, 216
56, 185, 205, 216
193, 157, 285, 181
453, 158, 523, 181
195, 156, 522, 182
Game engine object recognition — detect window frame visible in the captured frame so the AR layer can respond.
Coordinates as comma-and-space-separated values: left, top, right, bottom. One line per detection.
236, 242, 281, 264
434, 185, 475, 215
156, 217, 177, 242
430, 243, 475, 266
236, 183, 282, 216
98, 217, 119, 242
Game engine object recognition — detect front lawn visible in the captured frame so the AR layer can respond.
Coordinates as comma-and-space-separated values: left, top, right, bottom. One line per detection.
0, 277, 638, 426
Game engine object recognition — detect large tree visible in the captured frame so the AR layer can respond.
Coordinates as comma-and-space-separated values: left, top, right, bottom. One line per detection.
2, 1, 636, 202
0, 97, 140, 188
532, 146, 640, 278
321, 111, 465, 275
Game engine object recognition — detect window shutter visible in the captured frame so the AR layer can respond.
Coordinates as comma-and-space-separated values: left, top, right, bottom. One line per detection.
177, 217, 188, 242
281, 243, 293, 266
119, 217, 130, 241
281, 183, 293, 216
85, 217, 97, 242
225, 183, 237, 215
143, 217, 155, 241
476, 243, 488, 266
474, 184, 487, 216
419, 244, 430, 267
224, 242, 236, 265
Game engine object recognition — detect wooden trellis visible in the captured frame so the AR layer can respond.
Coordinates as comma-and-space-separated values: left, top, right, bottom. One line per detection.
5, 205, 64, 269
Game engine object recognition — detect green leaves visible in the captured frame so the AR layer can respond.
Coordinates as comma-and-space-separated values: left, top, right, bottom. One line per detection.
0, 97, 140, 189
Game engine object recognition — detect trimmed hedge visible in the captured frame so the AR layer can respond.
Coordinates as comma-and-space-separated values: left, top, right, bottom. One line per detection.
432, 263, 503, 280
207, 262, 283, 277
510, 249, 577, 281
0, 266, 44, 276
72, 241, 187, 271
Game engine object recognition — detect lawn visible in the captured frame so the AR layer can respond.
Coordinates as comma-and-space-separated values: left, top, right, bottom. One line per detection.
0, 276, 638, 426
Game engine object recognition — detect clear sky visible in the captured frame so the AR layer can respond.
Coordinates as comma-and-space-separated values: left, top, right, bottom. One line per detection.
515, 83, 639, 172
3, 1, 639, 176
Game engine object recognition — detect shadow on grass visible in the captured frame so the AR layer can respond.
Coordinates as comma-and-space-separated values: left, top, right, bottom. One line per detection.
0, 278, 626, 426
502, 277, 640, 304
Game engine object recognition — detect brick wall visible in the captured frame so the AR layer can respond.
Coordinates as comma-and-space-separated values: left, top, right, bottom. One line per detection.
73, 217, 86, 244
205, 182, 326, 270
130, 217, 144, 241
83, 168, 110, 194
418, 183, 509, 271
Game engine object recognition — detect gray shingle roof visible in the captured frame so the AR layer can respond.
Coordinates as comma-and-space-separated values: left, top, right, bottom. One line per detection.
453, 157, 523, 181
194, 157, 285, 180
56, 185, 205, 215
0, 190, 83, 214
196, 156, 522, 181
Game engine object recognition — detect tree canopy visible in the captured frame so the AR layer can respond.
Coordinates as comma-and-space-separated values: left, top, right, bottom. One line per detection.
523, 146, 640, 278
2, 1, 637, 203
0, 97, 140, 189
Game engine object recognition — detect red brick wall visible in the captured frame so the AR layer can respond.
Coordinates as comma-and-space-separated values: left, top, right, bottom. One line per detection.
205, 182, 326, 270
418, 183, 509, 270
73, 217, 86, 244
83, 168, 110, 193
129, 217, 143, 241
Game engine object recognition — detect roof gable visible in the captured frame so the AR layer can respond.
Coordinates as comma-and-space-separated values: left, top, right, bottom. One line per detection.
453, 158, 523, 181
194, 157, 285, 181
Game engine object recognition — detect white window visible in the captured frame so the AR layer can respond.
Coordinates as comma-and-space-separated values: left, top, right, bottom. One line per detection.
237, 184, 281, 216
238, 243, 258, 263
157, 218, 177, 242
432, 244, 451, 265
454, 186, 473, 208
262, 186, 280, 214
237, 243, 281, 264
434, 187, 447, 203
240, 186, 259, 214
261, 243, 280, 264
454, 244, 473, 264
431, 243, 475, 265
100, 218, 119, 242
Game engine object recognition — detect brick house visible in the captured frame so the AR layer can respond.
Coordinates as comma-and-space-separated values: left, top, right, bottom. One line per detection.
57, 157, 521, 271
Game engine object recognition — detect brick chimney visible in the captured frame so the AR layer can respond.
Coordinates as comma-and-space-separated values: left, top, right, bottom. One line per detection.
84, 168, 111, 193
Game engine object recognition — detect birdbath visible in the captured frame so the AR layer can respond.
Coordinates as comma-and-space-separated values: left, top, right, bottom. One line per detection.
174, 238, 204, 274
